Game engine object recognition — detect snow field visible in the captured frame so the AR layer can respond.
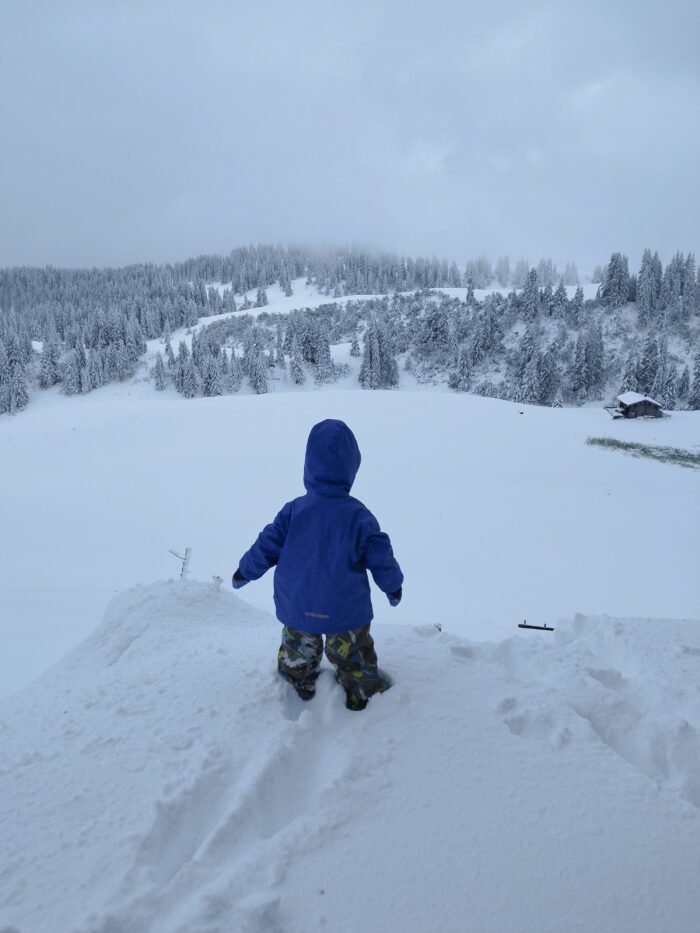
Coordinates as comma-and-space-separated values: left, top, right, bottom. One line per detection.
1, 581, 700, 932
1, 385, 699, 697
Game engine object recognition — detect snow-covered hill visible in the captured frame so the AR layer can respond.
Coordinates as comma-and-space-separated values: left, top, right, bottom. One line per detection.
2, 381, 699, 698
2, 580, 700, 932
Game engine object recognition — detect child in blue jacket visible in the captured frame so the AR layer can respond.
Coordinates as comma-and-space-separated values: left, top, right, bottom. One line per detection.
233, 419, 403, 710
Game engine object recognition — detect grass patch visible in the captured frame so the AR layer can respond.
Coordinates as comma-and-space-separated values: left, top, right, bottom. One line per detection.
587, 437, 700, 470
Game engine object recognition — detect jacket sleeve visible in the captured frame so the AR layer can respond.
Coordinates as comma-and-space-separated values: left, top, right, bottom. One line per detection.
358, 509, 404, 594
238, 503, 292, 581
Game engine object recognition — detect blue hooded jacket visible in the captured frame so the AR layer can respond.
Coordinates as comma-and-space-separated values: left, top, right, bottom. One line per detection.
238, 419, 403, 634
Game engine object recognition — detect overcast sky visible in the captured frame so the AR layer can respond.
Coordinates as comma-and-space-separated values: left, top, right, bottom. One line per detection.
1, 0, 698, 272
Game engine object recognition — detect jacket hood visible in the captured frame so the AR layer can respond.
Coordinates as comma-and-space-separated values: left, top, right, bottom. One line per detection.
303, 419, 361, 496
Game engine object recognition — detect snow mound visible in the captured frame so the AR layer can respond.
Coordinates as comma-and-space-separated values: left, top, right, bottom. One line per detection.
2, 582, 700, 932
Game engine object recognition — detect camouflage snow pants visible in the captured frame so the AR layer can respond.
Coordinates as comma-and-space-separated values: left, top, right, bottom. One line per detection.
278, 624, 389, 710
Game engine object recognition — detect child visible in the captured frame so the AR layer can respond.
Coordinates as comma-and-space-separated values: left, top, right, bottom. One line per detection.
232, 419, 403, 711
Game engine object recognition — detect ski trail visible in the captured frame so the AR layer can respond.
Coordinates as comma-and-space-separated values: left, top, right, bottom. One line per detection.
89, 673, 381, 933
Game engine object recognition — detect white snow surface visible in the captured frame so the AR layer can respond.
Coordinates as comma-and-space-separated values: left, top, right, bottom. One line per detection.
2, 579, 700, 932
1, 385, 699, 697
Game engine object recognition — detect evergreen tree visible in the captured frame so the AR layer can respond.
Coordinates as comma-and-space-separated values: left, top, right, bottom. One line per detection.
677, 365, 690, 399
314, 322, 335, 384
165, 337, 176, 369
248, 347, 269, 394
569, 333, 589, 401
181, 357, 200, 398
60, 349, 81, 395
201, 354, 222, 396
154, 352, 167, 390
521, 269, 540, 320
84, 351, 103, 392
541, 282, 554, 316
290, 335, 305, 385
0, 340, 10, 386
359, 320, 381, 389
350, 332, 361, 357
448, 345, 472, 392
601, 252, 630, 308
376, 318, 399, 388
637, 333, 659, 393
688, 354, 700, 410
39, 340, 61, 388
255, 286, 268, 308
569, 285, 584, 322
553, 280, 568, 317
537, 346, 559, 405
552, 389, 563, 408
636, 249, 656, 325
619, 353, 639, 393
226, 350, 243, 393
495, 256, 510, 287
417, 303, 450, 357
7, 365, 29, 413
115, 341, 131, 381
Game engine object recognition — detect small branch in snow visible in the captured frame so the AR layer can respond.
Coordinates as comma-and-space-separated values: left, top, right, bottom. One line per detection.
169, 547, 191, 580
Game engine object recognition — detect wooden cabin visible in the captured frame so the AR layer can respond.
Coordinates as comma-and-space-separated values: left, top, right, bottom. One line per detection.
609, 391, 663, 419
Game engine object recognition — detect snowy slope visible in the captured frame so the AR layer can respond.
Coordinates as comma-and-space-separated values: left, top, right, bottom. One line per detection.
1, 385, 699, 697
2, 580, 700, 932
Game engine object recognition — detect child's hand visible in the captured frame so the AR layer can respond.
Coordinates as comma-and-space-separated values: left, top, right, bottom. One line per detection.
232, 569, 249, 590
387, 587, 402, 607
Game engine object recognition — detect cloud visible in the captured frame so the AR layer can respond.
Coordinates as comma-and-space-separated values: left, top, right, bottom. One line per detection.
0, 0, 697, 271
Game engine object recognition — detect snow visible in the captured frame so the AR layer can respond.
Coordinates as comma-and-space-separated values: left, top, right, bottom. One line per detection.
1, 384, 699, 699
2, 580, 700, 932
3, 276, 700, 931
617, 391, 661, 407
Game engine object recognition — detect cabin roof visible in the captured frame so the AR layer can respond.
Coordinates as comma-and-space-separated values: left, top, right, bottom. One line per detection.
616, 391, 662, 408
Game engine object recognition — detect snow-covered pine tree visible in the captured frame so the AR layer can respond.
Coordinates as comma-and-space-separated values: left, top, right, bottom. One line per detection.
376, 318, 399, 388
154, 352, 167, 390
518, 356, 541, 404
248, 347, 268, 394
448, 345, 472, 392
511, 259, 529, 289
636, 249, 657, 325
181, 357, 200, 398
0, 340, 10, 387
7, 364, 29, 413
165, 337, 176, 369
495, 256, 510, 287
553, 280, 568, 317
541, 282, 554, 317
115, 341, 131, 381
290, 335, 305, 385
359, 319, 381, 389
637, 333, 659, 394
200, 354, 222, 397
226, 350, 243, 393
537, 346, 559, 405
85, 351, 103, 392
563, 262, 579, 286
688, 354, 700, 410
601, 252, 630, 308
350, 332, 361, 357
677, 365, 690, 399
521, 270, 540, 320
570, 285, 584, 322
314, 322, 335, 385
255, 286, 268, 308
39, 339, 61, 388
569, 333, 589, 402
552, 389, 563, 408
175, 341, 190, 392
60, 349, 82, 395
619, 353, 639, 393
